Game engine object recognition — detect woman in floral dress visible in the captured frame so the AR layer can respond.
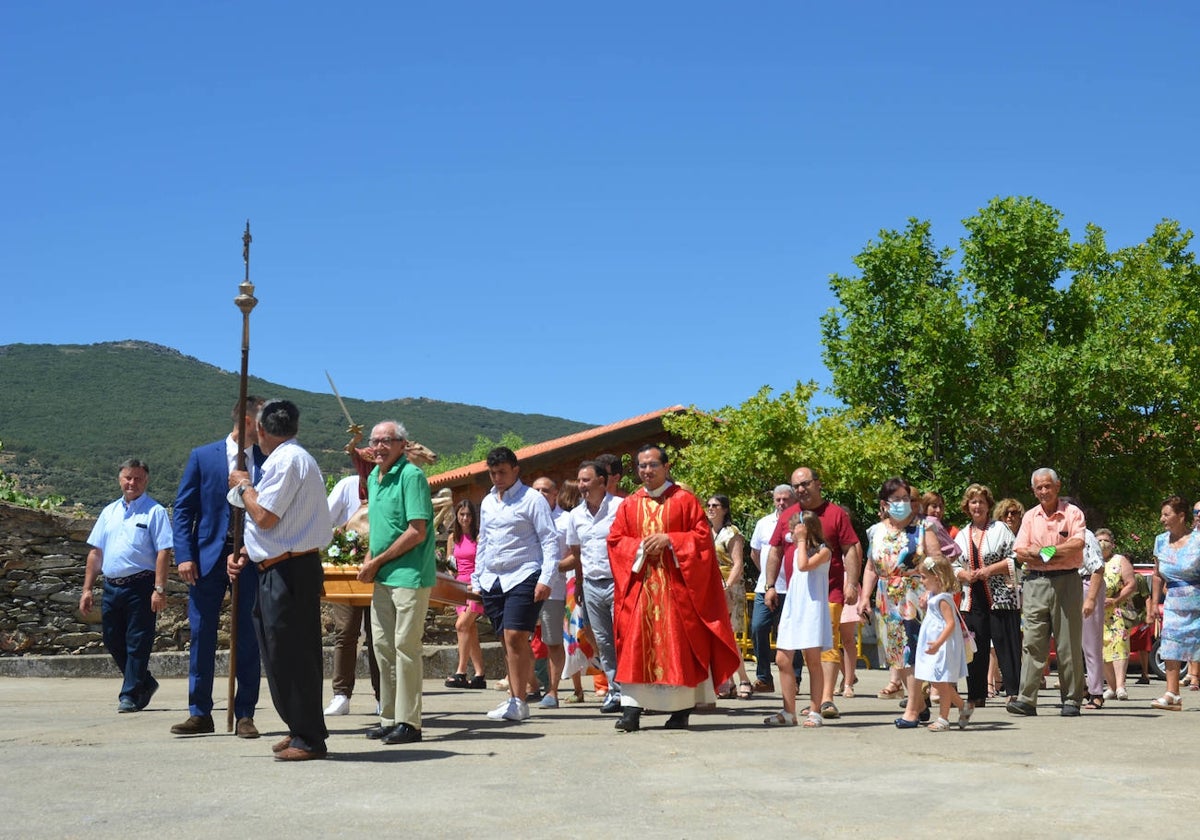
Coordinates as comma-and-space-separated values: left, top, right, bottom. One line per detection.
1096, 529, 1135, 700
1151, 496, 1200, 711
861, 477, 945, 726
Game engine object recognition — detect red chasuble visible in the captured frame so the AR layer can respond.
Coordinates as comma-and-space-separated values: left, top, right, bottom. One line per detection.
607, 484, 741, 689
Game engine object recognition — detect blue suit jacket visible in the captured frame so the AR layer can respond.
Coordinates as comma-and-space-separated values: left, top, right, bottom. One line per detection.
172, 439, 265, 577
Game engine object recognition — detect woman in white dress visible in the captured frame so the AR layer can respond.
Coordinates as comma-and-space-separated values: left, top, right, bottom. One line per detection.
764, 510, 832, 728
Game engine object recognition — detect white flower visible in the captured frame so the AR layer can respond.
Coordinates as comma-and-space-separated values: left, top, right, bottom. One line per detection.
327, 545, 341, 558
345, 530, 359, 541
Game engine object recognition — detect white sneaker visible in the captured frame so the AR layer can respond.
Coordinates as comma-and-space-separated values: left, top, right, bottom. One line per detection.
486, 697, 529, 721
323, 695, 350, 716
1102, 688, 1115, 701
506, 698, 530, 721
486, 698, 515, 720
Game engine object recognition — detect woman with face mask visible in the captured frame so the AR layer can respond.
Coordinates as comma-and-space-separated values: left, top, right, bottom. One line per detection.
861, 477, 946, 727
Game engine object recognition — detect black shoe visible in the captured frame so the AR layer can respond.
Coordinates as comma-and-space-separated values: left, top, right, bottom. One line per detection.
444, 673, 468, 689
614, 708, 641, 732
918, 708, 930, 723
1006, 699, 1037, 716
664, 710, 691, 730
1136, 676, 1151, 685
170, 714, 215, 735
468, 675, 487, 689
382, 723, 422, 744
117, 698, 138, 713
894, 717, 919, 729
600, 692, 622, 714
137, 677, 159, 711
525, 690, 544, 703
1060, 702, 1081, 717
365, 724, 395, 740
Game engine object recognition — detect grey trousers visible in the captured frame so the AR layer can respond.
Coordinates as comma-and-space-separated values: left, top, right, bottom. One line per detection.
581, 576, 618, 686
1018, 572, 1085, 706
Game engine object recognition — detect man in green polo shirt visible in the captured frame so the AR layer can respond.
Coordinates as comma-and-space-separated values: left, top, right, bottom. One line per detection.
356, 419, 436, 745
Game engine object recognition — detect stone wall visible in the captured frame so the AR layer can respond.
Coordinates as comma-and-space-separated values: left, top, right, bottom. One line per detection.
0, 500, 482, 657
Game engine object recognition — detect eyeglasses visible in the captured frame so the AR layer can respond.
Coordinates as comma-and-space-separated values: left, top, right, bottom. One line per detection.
369, 437, 402, 447
636, 461, 662, 470
1003, 511, 1021, 519
706, 502, 723, 509
792, 479, 816, 490
1193, 508, 1200, 516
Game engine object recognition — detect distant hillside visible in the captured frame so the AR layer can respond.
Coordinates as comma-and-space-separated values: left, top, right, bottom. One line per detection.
0, 342, 591, 511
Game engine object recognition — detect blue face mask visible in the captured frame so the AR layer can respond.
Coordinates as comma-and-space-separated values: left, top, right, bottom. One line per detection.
888, 500, 912, 520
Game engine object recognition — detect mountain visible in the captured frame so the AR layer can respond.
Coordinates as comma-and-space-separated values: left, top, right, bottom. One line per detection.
0, 341, 591, 511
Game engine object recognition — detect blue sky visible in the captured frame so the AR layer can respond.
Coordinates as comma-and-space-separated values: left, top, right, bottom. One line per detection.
3, 3, 1197, 427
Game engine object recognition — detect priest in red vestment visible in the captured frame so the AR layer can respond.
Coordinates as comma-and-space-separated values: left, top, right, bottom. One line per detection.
606, 444, 741, 732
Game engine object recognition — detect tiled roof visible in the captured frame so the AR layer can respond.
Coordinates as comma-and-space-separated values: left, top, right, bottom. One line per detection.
428, 405, 688, 490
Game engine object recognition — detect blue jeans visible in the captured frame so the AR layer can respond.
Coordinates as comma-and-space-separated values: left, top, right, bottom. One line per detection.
187, 558, 261, 718
102, 577, 157, 704
750, 592, 783, 683
750, 592, 801, 683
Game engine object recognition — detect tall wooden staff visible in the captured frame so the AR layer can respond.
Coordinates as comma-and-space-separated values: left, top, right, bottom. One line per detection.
228, 221, 258, 732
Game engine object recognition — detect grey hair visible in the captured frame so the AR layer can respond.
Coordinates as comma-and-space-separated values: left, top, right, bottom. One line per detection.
1031, 467, 1059, 486
376, 420, 408, 441
118, 458, 150, 475
773, 484, 796, 497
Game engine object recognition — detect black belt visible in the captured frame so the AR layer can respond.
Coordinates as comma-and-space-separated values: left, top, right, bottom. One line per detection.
1024, 568, 1075, 579
106, 569, 155, 586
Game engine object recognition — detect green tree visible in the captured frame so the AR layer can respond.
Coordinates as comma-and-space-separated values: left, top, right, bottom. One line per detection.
662, 383, 914, 525
820, 218, 973, 490
819, 195, 1200, 531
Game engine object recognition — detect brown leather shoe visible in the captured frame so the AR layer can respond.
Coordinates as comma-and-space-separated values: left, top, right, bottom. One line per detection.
751, 679, 774, 694
272, 735, 293, 753
274, 746, 327, 762
170, 715, 215, 735
236, 717, 260, 739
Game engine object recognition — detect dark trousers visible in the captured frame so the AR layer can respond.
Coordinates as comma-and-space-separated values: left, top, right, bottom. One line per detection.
254, 553, 327, 752
330, 603, 381, 699
187, 557, 261, 718
962, 605, 1022, 702
101, 577, 157, 704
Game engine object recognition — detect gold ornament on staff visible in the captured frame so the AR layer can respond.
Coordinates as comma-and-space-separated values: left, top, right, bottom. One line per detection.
228, 220, 257, 733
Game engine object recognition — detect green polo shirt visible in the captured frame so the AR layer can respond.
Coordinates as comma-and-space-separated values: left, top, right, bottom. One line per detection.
367, 456, 436, 589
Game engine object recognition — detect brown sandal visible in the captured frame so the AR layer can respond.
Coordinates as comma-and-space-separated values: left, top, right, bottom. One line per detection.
877, 680, 906, 699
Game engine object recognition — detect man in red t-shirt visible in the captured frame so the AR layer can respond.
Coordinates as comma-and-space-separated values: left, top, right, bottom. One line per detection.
765, 466, 861, 719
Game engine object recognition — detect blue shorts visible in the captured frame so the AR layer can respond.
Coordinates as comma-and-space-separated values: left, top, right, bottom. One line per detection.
482, 572, 541, 633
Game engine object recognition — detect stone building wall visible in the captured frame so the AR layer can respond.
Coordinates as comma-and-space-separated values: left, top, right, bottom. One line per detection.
1, 501, 469, 657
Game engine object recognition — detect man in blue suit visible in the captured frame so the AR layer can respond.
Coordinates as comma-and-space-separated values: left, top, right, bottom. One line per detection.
169, 396, 266, 738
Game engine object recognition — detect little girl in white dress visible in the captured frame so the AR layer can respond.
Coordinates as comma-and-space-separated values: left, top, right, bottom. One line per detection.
764, 511, 832, 728
914, 555, 970, 731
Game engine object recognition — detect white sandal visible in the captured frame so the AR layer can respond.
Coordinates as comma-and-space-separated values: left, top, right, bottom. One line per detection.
1151, 692, 1182, 711
927, 716, 951, 732
763, 711, 797, 726
802, 711, 823, 728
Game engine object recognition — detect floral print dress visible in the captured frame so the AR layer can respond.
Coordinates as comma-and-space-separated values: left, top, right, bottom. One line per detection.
1102, 555, 1130, 662
867, 521, 926, 669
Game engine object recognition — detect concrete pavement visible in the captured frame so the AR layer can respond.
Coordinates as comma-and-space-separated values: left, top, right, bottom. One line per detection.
0, 665, 1194, 839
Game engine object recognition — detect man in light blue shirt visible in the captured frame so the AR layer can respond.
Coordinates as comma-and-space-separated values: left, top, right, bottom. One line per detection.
474, 447, 560, 722
80, 458, 173, 713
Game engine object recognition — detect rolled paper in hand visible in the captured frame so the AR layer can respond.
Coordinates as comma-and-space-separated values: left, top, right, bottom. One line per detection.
1039, 546, 1056, 564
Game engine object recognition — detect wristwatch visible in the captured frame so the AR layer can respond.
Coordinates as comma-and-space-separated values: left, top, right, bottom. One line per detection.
153, 584, 166, 595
